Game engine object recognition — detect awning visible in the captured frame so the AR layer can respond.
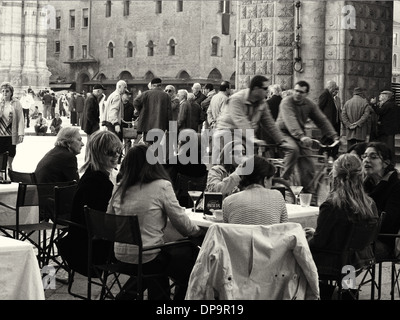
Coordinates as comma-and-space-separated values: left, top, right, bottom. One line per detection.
49, 83, 74, 90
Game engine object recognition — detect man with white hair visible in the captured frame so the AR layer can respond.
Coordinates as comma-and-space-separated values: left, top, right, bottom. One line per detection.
103, 79, 128, 139
191, 82, 206, 105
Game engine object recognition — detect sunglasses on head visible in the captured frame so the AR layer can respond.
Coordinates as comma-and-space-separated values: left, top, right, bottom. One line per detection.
107, 148, 122, 158
165, 89, 172, 93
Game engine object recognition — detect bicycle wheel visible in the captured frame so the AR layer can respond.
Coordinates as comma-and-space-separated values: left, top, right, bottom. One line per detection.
315, 173, 330, 206
272, 177, 296, 204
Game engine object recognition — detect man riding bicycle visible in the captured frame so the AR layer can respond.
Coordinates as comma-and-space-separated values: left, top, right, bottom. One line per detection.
276, 80, 340, 193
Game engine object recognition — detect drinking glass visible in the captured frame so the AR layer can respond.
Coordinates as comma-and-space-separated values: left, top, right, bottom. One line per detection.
290, 185, 303, 205
188, 190, 202, 212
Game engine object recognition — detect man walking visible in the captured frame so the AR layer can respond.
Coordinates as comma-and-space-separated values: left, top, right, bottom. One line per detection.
341, 87, 370, 151
103, 80, 128, 140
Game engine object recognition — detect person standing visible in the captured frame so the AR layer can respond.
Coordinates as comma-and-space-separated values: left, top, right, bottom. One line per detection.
75, 92, 85, 127
103, 80, 128, 140
164, 85, 180, 121
69, 92, 78, 126
207, 81, 230, 130
19, 90, 34, 128
133, 77, 171, 143
0, 82, 24, 169
82, 84, 106, 138
42, 90, 53, 120
191, 82, 206, 105
318, 80, 341, 136
369, 90, 398, 161
50, 93, 57, 120
200, 83, 216, 129
341, 87, 371, 151
121, 92, 135, 155
266, 84, 283, 121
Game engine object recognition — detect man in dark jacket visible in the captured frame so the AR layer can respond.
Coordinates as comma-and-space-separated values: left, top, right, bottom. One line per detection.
75, 93, 85, 127
370, 90, 398, 162
318, 80, 340, 135
82, 84, 106, 137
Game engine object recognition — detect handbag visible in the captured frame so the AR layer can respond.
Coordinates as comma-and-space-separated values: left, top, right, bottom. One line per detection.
122, 126, 138, 139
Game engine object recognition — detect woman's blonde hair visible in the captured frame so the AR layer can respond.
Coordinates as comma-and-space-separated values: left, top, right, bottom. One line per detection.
80, 130, 123, 173
328, 153, 376, 219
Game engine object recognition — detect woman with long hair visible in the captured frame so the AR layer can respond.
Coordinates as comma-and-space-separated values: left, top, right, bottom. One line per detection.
308, 153, 378, 281
109, 144, 203, 300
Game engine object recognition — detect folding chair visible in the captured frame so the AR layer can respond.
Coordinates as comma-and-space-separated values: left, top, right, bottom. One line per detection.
84, 206, 193, 300
0, 151, 8, 180
315, 218, 381, 300
0, 180, 77, 268
8, 168, 37, 183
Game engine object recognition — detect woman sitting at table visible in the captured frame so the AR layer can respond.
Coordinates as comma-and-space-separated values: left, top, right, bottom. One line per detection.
109, 144, 204, 300
222, 155, 288, 225
362, 141, 400, 260
205, 139, 247, 197
56, 130, 123, 276
307, 153, 378, 297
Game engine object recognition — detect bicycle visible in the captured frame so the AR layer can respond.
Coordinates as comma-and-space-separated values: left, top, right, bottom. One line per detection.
255, 138, 340, 206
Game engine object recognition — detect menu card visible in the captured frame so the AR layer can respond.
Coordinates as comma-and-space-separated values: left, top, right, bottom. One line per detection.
203, 192, 223, 215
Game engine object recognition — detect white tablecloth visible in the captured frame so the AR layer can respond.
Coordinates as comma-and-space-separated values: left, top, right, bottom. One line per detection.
185, 204, 319, 228
0, 236, 45, 300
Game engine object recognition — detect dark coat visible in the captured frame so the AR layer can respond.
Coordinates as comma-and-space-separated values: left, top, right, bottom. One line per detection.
318, 89, 340, 134
82, 93, 100, 135
194, 91, 207, 105
35, 146, 79, 183
364, 171, 400, 251
133, 88, 172, 133
122, 101, 135, 127
177, 100, 202, 132
371, 98, 398, 136
56, 167, 114, 276
75, 95, 85, 113
266, 94, 282, 121
308, 200, 378, 276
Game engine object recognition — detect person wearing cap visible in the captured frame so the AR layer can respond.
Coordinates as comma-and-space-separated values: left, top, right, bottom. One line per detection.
133, 77, 172, 144
82, 83, 106, 137
103, 80, 128, 140
0, 81, 24, 169
341, 87, 371, 151
276, 80, 339, 193
191, 82, 206, 105
369, 90, 398, 160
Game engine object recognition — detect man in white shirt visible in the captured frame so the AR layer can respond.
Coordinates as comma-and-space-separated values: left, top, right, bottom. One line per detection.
207, 81, 231, 129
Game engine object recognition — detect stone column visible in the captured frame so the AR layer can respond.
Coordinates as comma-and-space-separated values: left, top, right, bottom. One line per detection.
294, 1, 326, 103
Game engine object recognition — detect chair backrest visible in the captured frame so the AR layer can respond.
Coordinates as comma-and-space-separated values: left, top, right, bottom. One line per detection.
8, 168, 37, 183
341, 217, 380, 268
84, 206, 142, 247
15, 180, 77, 221
54, 183, 79, 225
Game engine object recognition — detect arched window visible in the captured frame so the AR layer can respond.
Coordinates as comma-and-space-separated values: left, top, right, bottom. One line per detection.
127, 41, 133, 58
207, 68, 222, 81
211, 36, 220, 56
98, 73, 107, 81
394, 54, 398, 68
145, 71, 155, 80
108, 42, 114, 58
168, 39, 176, 56
177, 70, 190, 79
147, 40, 154, 56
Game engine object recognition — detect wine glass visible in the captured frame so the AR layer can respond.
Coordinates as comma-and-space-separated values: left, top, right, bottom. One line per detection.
290, 185, 303, 205
188, 190, 202, 212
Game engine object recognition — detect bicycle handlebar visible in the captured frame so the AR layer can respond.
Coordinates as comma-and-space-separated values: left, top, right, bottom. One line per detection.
310, 138, 340, 149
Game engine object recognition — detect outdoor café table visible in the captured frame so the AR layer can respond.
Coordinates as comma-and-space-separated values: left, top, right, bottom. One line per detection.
0, 235, 45, 300
185, 204, 319, 228
163, 204, 319, 242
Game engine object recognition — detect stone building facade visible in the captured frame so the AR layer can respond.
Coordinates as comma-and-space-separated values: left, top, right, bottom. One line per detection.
237, 1, 393, 104
46, 0, 237, 95
0, 0, 50, 95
